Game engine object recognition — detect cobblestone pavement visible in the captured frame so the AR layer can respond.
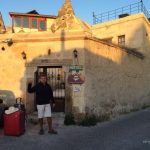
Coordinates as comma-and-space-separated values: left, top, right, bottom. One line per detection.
1, 109, 150, 150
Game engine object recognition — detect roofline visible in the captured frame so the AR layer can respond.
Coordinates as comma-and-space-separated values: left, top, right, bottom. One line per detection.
92, 13, 150, 29
9, 12, 57, 19
86, 36, 144, 60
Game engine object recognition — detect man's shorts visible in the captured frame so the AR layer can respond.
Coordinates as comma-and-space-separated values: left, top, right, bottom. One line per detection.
37, 104, 51, 118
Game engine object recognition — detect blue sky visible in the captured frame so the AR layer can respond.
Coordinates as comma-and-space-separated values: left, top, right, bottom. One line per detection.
0, 0, 150, 26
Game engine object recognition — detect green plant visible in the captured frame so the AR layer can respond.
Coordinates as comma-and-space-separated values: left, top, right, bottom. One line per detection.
79, 114, 97, 126
64, 113, 75, 125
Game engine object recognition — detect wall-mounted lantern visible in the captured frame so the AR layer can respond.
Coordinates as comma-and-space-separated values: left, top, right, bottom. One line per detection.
73, 49, 78, 58
21, 51, 27, 60
73, 49, 79, 65
48, 49, 51, 55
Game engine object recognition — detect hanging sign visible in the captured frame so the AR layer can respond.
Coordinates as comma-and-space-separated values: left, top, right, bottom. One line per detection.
69, 65, 83, 72
68, 73, 85, 84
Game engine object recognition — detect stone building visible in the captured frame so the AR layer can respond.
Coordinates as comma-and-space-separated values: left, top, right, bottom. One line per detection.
0, 12, 5, 34
0, 0, 150, 118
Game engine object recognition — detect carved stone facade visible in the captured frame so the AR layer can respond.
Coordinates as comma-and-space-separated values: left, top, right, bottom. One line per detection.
51, 0, 91, 32
0, 12, 5, 34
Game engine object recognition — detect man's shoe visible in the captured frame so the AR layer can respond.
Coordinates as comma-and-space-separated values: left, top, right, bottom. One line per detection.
48, 129, 58, 134
39, 129, 44, 135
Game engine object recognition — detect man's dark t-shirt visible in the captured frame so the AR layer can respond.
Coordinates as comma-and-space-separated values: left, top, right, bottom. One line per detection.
28, 82, 54, 105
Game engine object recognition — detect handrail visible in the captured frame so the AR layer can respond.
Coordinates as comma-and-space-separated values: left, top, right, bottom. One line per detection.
93, 0, 150, 24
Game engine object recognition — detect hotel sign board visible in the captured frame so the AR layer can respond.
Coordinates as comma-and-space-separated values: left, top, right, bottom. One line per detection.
69, 65, 83, 72
68, 73, 85, 84
68, 65, 85, 84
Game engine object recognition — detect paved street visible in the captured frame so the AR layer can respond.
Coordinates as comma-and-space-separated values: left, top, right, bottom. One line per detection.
1, 109, 150, 150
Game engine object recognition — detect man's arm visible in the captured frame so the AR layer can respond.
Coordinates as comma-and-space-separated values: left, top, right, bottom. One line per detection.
27, 82, 36, 93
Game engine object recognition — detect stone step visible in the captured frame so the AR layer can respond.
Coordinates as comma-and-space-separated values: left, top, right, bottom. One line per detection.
27, 112, 65, 128
52, 112, 65, 128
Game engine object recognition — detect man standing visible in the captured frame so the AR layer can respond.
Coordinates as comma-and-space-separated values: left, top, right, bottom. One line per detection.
27, 74, 57, 135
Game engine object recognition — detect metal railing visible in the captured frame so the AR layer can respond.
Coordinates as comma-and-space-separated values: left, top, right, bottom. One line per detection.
93, 0, 150, 24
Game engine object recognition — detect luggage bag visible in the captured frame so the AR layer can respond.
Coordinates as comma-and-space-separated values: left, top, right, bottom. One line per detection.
4, 110, 25, 136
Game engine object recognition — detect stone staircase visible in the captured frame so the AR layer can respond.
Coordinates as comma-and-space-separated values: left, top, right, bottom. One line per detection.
27, 112, 65, 128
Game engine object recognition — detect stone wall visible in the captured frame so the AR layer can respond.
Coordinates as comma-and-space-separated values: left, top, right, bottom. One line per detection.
1, 12, 150, 116
0, 31, 86, 112
84, 38, 150, 118
92, 13, 148, 53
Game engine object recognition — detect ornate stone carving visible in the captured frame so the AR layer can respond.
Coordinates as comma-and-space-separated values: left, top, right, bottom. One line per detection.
51, 0, 91, 32
0, 12, 6, 34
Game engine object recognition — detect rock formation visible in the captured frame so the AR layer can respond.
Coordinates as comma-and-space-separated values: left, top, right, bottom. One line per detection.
51, 0, 91, 32
0, 12, 6, 34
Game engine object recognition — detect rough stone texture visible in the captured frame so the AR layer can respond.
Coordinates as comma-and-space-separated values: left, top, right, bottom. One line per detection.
92, 13, 148, 53
88, 13, 150, 117
84, 37, 150, 117
0, 1, 150, 117
0, 31, 86, 113
0, 13, 5, 34
51, 0, 91, 33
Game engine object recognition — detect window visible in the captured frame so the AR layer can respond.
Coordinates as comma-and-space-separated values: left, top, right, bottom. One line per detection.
13, 16, 47, 31
23, 17, 29, 28
14, 17, 29, 28
14, 17, 21, 27
39, 20, 46, 31
31, 18, 37, 28
118, 35, 125, 46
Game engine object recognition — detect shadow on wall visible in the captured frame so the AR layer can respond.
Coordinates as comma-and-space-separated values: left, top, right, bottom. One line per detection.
84, 47, 146, 116
18, 29, 68, 113
18, 23, 150, 115
124, 21, 145, 52
19, 45, 149, 116
83, 21, 150, 117
19, 51, 74, 113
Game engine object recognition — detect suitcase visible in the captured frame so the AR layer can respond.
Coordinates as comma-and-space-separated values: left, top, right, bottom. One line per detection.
4, 111, 25, 136
14, 97, 27, 128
